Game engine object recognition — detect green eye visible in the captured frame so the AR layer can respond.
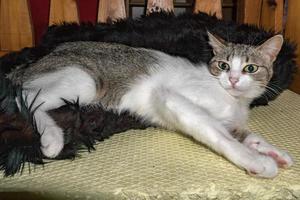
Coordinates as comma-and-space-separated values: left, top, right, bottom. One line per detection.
218, 61, 230, 71
243, 64, 259, 73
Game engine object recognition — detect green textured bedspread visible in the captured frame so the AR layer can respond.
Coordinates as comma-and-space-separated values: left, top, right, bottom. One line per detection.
0, 90, 299, 200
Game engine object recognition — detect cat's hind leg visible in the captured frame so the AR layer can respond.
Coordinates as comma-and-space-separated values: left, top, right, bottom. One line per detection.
22, 66, 97, 158
149, 88, 278, 178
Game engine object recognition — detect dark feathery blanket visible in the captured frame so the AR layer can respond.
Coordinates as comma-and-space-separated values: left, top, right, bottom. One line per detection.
0, 12, 297, 176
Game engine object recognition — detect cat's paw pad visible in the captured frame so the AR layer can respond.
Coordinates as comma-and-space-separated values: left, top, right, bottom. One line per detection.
243, 134, 293, 168
246, 155, 278, 178
41, 126, 64, 158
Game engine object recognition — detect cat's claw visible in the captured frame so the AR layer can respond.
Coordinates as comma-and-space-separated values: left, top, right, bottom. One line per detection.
243, 133, 294, 168
41, 126, 64, 158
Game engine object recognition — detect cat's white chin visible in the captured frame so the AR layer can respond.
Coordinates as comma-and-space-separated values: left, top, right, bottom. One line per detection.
226, 88, 246, 97
226, 87, 264, 99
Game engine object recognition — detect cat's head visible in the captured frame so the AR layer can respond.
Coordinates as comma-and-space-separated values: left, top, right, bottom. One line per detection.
207, 31, 283, 99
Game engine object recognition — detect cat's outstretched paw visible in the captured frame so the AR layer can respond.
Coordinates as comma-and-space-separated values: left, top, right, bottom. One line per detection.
246, 154, 278, 178
243, 133, 294, 168
235, 146, 278, 178
41, 126, 64, 158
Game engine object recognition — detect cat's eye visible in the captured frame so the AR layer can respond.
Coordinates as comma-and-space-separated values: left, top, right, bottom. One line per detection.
218, 61, 230, 71
243, 64, 259, 73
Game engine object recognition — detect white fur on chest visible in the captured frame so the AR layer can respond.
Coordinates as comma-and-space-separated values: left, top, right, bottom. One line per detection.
119, 54, 249, 131
170, 76, 249, 130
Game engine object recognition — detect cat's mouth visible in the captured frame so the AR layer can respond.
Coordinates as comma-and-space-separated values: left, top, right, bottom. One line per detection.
226, 87, 246, 97
227, 87, 262, 99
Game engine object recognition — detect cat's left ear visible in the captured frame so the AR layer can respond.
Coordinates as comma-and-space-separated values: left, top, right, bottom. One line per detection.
256, 35, 284, 63
207, 31, 226, 55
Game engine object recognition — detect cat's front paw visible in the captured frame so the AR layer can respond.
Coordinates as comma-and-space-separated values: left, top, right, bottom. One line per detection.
243, 133, 294, 168
41, 126, 64, 158
246, 154, 278, 178
265, 150, 293, 168
235, 146, 278, 178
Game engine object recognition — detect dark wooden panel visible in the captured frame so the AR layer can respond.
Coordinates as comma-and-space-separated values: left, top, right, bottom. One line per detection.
237, 0, 283, 32
49, 0, 79, 25
285, 0, 300, 93
0, 0, 33, 51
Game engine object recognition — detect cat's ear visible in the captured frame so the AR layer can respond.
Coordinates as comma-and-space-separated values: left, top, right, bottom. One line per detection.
256, 35, 283, 63
207, 31, 226, 55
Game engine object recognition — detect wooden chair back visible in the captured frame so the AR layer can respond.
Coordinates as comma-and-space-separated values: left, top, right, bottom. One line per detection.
0, 0, 286, 54
1, 0, 299, 93
0, 0, 224, 54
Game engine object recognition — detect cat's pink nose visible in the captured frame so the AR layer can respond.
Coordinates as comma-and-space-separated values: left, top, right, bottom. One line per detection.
229, 77, 239, 87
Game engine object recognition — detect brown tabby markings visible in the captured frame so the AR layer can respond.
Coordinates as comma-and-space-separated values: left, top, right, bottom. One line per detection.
208, 43, 273, 85
8, 42, 154, 109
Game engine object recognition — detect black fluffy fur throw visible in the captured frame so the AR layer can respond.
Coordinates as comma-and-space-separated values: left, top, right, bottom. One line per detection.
0, 12, 297, 176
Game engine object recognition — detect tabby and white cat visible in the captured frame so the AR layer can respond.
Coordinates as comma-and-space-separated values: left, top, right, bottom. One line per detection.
8, 32, 293, 178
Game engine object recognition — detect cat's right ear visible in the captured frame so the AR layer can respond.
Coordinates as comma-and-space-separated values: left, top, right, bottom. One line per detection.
207, 31, 226, 55
256, 34, 284, 63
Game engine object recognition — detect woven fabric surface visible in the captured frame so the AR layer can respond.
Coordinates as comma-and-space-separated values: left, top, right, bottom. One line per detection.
0, 90, 299, 200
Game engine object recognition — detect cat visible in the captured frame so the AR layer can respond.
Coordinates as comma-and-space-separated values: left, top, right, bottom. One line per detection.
7, 32, 293, 178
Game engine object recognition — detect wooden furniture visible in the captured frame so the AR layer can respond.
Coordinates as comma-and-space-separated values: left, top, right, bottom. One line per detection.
285, 0, 300, 93
0, 0, 224, 53
237, 0, 284, 32
0, 0, 33, 52
98, 0, 126, 23
194, 0, 222, 19
237, 0, 300, 94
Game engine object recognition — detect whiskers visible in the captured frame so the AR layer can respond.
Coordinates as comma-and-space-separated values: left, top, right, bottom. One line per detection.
255, 82, 282, 101
268, 81, 284, 92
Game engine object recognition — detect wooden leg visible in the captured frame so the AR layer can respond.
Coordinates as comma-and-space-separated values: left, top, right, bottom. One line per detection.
193, 0, 222, 19
146, 0, 174, 14
49, 0, 79, 25
0, 0, 33, 51
97, 0, 126, 23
